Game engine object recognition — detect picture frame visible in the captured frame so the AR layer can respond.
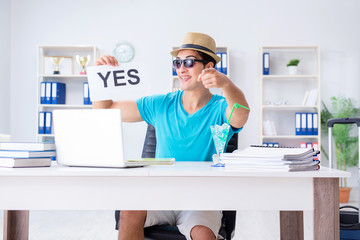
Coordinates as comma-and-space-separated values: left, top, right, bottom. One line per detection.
43, 55, 74, 75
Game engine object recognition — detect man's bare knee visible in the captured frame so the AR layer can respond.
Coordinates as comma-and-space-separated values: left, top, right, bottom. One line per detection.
190, 225, 216, 240
120, 210, 147, 225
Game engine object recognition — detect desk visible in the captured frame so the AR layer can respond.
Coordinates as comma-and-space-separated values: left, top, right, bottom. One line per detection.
0, 162, 350, 240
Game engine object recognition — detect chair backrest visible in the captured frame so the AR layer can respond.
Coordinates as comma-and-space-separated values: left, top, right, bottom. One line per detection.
141, 124, 157, 158
141, 124, 238, 158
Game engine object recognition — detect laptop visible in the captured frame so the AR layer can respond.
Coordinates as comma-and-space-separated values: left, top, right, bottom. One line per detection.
53, 109, 174, 168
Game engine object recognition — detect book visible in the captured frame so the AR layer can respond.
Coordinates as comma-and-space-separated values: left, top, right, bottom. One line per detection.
302, 91, 309, 106
0, 150, 56, 158
304, 89, 318, 106
263, 120, 277, 136
0, 142, 56, 151
126, 158, 175, 165
0, 157, 51, 168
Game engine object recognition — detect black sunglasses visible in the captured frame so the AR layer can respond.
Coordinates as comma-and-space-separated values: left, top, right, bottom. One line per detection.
173, 59, 208, 69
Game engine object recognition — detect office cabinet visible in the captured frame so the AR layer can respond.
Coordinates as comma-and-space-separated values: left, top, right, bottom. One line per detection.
36, 45, 97, 141
259, 46, 320, 148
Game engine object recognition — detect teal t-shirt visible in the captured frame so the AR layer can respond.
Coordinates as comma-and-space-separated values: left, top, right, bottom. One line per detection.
136, 90, 242, 161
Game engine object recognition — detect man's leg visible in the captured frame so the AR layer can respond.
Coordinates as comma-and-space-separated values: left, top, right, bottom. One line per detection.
177, 211, 222, 240
190, 225, 217, 240
118, 210, 147, 240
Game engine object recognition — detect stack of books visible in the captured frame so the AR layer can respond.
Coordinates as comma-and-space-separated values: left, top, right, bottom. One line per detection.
0, 142, 56, 168
220, 145, 320, 172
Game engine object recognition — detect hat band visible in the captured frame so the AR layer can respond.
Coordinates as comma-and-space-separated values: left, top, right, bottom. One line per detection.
180, 44, 215, 55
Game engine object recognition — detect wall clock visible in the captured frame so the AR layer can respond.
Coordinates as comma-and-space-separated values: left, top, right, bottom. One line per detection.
113, 42, 135, 63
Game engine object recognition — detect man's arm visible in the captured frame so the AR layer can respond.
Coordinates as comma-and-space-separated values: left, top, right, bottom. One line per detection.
92, 100, 143, 122
92, 55, 143, 123
198, 68, 250, 128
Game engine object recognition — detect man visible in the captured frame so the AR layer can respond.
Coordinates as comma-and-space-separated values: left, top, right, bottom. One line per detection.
94, 32, 249, 240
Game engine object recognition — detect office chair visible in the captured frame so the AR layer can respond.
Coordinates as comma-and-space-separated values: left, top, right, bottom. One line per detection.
115, 124, 237, 240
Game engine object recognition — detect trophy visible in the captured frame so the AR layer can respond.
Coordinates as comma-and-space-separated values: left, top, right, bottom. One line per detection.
52, 57, 63, 74
76, 55, 91, 75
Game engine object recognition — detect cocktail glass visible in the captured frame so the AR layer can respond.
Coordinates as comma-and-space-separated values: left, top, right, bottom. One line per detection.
210, 123, 230, 167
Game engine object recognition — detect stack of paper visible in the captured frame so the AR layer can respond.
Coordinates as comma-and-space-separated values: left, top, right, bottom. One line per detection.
220, 145, 320, 172
0, 142, 55, 168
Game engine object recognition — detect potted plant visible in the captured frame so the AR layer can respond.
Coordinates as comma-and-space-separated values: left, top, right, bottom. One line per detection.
321, 96, 359, 203
286, 59, 300, 75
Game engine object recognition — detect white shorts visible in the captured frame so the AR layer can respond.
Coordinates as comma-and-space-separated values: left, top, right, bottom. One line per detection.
144, 210, 223, 240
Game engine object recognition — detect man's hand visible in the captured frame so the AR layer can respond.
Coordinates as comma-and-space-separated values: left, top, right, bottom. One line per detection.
197, 68, 230, 89
95, 55, 119, 66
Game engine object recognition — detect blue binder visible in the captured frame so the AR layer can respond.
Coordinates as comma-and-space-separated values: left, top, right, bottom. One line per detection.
216, 53, 222, 72
83, 82, 91, 105
307, 113, 313, 135
313, 113, 318, 135
221, 52, 227, 75
45, 82, 52, 104
51, 82, 66, 104
263, 53, 270, 75
40, 82, 46, 104
295, 113, 301, 135
301, 113, 307, 135
38, 112, 45, 134
172, 57, 177, 76
45, 112, 52, 134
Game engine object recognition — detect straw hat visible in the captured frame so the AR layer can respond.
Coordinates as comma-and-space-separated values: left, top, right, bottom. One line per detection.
170, 32, 221, 64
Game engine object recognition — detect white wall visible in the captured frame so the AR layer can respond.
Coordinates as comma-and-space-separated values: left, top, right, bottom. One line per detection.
9, 0, 360, 156
0, 0, 11, 135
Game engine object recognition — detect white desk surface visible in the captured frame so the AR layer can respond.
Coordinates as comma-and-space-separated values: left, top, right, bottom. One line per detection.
0, 161, 351, 178
0, 162, 350, 211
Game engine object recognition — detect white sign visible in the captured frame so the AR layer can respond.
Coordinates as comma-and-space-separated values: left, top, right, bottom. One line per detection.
86, 64, 150, 101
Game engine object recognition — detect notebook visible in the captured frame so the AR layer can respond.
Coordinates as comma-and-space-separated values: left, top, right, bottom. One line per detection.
53, 109, 174, 168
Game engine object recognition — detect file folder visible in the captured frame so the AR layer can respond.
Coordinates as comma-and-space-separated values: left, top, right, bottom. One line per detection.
312, 142, 319, 151
45, 82, 52, 104
38, 112, 45, 134
295, 113, 301, 135
313, 113, 318, 135
222, 52, 227, 75
51, 82, 66, 104
172, 57, 177, 76
313, 142, 319, 160
40, 82, 46, 104
307, 113, 313, 135
263, 53, 270, 75
301, 113, 307, 135
45, 112, 52, 134
83, 82, 90, 105
216, 53, 222, 72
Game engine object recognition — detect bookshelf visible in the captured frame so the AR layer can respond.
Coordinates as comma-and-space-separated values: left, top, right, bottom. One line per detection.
171, 46, 229, 93
259, 46, 320, 149
36, 45, 97, 142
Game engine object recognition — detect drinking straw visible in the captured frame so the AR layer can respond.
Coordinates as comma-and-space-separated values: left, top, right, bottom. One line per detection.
227, 103, 250, 125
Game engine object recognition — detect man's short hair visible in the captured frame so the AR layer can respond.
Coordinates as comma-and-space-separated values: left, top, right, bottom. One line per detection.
197, 51, 216, 67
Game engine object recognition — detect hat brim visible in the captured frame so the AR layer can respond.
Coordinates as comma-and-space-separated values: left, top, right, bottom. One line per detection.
170, 48, 221, 64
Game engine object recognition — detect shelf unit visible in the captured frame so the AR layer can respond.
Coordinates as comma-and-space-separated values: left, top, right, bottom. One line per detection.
36, 45, 98, 142
259, 46, 320, 148
171, 47, 229, 93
